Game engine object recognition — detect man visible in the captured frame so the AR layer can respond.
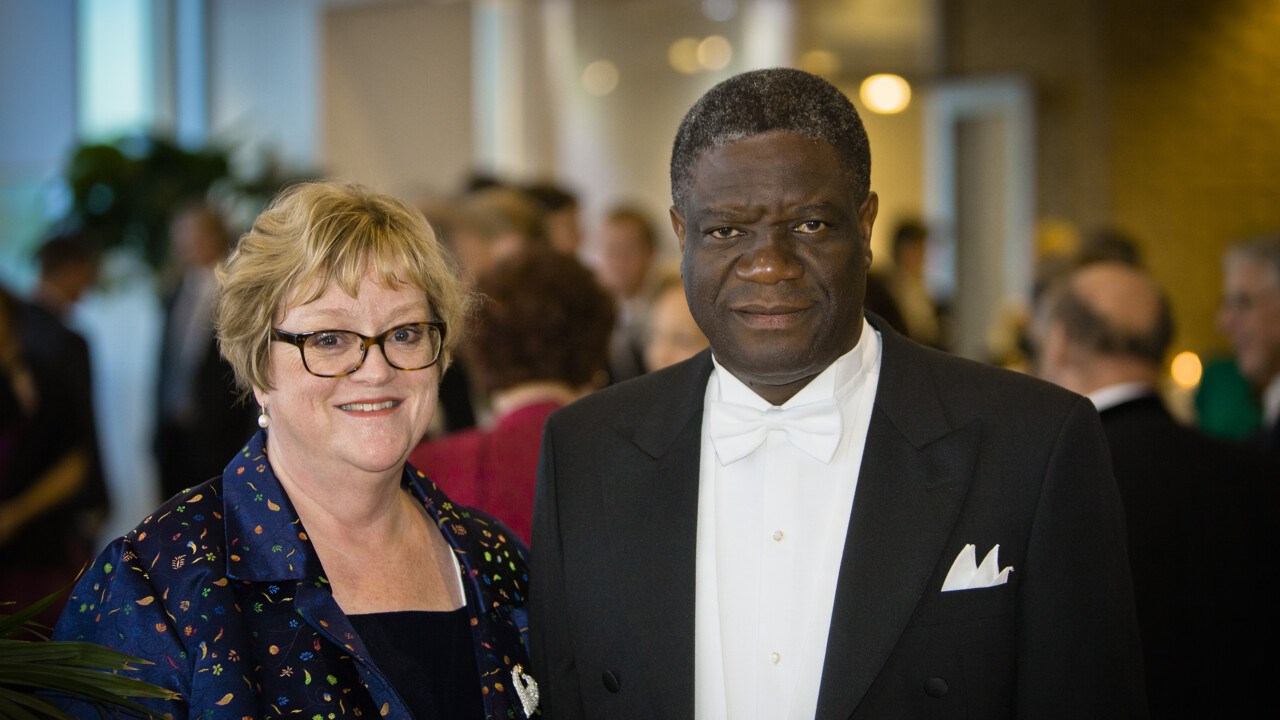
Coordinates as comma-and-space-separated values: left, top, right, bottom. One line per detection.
154, 202, 257, 498
4, 233, 108, 625
882, 219, 941, 347
531, 68, 1147, 719
1032, 261, 1278, 719
525, 181, 584, 257
596, 206, 658, 383
1217, 233, 1280, 459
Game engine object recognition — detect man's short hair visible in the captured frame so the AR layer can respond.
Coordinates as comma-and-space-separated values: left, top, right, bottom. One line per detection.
1224, 233, 1280, 285
1039, 275, 1174, 366
523, 182, 578, 213
605, 206, 656, 253
891, 220, 928, 262
35, 232, 100, 276
670, 68, 871, 211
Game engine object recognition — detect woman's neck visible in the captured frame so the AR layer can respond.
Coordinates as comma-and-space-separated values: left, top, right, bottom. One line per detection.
266, 436, 408, 540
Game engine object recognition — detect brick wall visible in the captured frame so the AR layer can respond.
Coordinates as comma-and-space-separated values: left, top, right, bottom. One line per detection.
945, 0, 1280, 356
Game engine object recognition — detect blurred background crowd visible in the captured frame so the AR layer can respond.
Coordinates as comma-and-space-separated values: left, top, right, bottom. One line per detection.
2, 0, 1278, 634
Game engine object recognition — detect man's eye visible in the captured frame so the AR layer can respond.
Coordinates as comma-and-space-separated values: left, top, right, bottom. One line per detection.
795, 220, 827, 234
707, 227, 742, 240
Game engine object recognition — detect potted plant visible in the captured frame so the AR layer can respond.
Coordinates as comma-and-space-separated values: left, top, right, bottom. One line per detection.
0, 589, 176, 718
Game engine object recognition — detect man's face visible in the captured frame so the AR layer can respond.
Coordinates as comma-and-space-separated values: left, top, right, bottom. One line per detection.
599, 219, 654, 299
1218, 257, 1280, 386
671, 131, 877, 404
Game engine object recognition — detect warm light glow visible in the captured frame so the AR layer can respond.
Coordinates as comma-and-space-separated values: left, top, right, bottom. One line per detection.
582, 60, 619, 97
799, 49, 840, 78
860, 73, 911, 114
1170, 351, 1203, 389
697, 35, 733, 71
668, 37, 702, 75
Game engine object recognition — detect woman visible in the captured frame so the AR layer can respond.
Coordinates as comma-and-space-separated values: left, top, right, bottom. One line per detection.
54, 181, 539, 719
641, 271, 708, 373
410, 250, 613, 542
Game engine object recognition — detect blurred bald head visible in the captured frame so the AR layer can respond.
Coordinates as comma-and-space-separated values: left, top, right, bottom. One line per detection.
1032, 262, 1174, 394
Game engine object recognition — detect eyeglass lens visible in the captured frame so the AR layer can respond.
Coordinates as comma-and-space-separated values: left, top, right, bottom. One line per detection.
302, 323, 440, 376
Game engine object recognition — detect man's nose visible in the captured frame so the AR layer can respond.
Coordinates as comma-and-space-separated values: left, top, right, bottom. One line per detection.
735, 233, 802, 283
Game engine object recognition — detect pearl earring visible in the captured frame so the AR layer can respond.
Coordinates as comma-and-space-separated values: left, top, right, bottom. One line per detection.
258, 406, 270, 429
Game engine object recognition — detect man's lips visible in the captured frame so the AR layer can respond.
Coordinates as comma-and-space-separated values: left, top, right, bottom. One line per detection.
730, 303, 811, 328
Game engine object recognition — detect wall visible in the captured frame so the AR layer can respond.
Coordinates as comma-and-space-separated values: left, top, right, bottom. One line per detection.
323, 0, 474, 200
1106, 0, 1280, 357
943, 0, 1109, 228
0, 0, 77, 286
943, 0, 1280, 357
209, 0, 320, 175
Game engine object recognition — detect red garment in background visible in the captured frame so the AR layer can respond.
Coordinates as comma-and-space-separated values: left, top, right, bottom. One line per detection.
409, 401, 561, 544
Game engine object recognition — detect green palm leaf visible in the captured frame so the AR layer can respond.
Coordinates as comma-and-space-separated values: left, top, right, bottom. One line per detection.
0, 589, 176, 719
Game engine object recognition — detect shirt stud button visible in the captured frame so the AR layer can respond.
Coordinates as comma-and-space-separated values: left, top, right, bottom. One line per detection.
772, 530, 784, 542
769, 652, 781, 665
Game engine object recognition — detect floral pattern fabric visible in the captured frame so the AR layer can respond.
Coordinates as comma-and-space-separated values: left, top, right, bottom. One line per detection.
54, 430, 537, 719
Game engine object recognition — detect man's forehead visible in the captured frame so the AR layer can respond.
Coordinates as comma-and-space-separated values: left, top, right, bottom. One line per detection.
1226, 258, 1280, 290
687, 134, 848, 190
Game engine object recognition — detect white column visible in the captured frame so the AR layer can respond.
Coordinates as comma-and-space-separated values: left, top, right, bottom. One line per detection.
742, 0, 795, 69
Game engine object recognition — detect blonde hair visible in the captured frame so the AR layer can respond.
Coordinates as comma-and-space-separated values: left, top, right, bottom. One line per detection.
214, 180, 470, 398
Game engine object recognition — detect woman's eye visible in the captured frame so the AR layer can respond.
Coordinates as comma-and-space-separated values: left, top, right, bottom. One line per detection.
795, 220, 827, 234
391, 325, 423, 344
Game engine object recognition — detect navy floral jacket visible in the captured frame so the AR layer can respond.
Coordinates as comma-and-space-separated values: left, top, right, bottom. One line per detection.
54, 431, 540, 719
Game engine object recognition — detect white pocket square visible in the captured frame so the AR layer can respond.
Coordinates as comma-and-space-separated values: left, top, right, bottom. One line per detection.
941, 543, 1013, 592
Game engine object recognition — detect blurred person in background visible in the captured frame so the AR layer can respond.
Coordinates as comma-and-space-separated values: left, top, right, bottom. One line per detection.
1031, 261, 1278, 719
881, 219, 941, 348
524, 181, 582, 257
1217, 233, 1280, 460
412, 250, 613, 542
643, 271, 708, 372
596, 205, 658, 383
0, 286, 35, 466
54, 181, 537, 719
1076, 227, 1144, 268
448, 185, 548, 283
1, 233, 108, 626
154, 201, 257, 499
434, 185, 551, 435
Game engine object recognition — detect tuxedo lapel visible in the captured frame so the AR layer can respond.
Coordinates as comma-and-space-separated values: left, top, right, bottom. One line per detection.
815, 320, 981, 720
601, 352, 713, 718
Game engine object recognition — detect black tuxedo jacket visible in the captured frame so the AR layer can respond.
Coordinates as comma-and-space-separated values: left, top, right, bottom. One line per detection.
531, 317, 1148, 719
154, 284, 256, 499
7, 299, 108, 566
1098, 394, 1279, 719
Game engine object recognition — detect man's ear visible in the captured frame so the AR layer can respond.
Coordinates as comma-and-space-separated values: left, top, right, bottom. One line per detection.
670, 206, 687, 253
859, 191, 879, 269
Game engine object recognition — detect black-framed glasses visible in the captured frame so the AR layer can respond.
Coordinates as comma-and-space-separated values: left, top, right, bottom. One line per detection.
271, 321, 447, 378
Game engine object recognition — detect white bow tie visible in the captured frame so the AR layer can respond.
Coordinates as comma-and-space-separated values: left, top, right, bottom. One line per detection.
707, 398, 843, 464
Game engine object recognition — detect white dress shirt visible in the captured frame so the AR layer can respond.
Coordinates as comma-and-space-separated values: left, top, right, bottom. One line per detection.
1262, 375, 1280, 429
162, 267, 218, 420
694, 319, 882, 720
1086, 381, 1155, 413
